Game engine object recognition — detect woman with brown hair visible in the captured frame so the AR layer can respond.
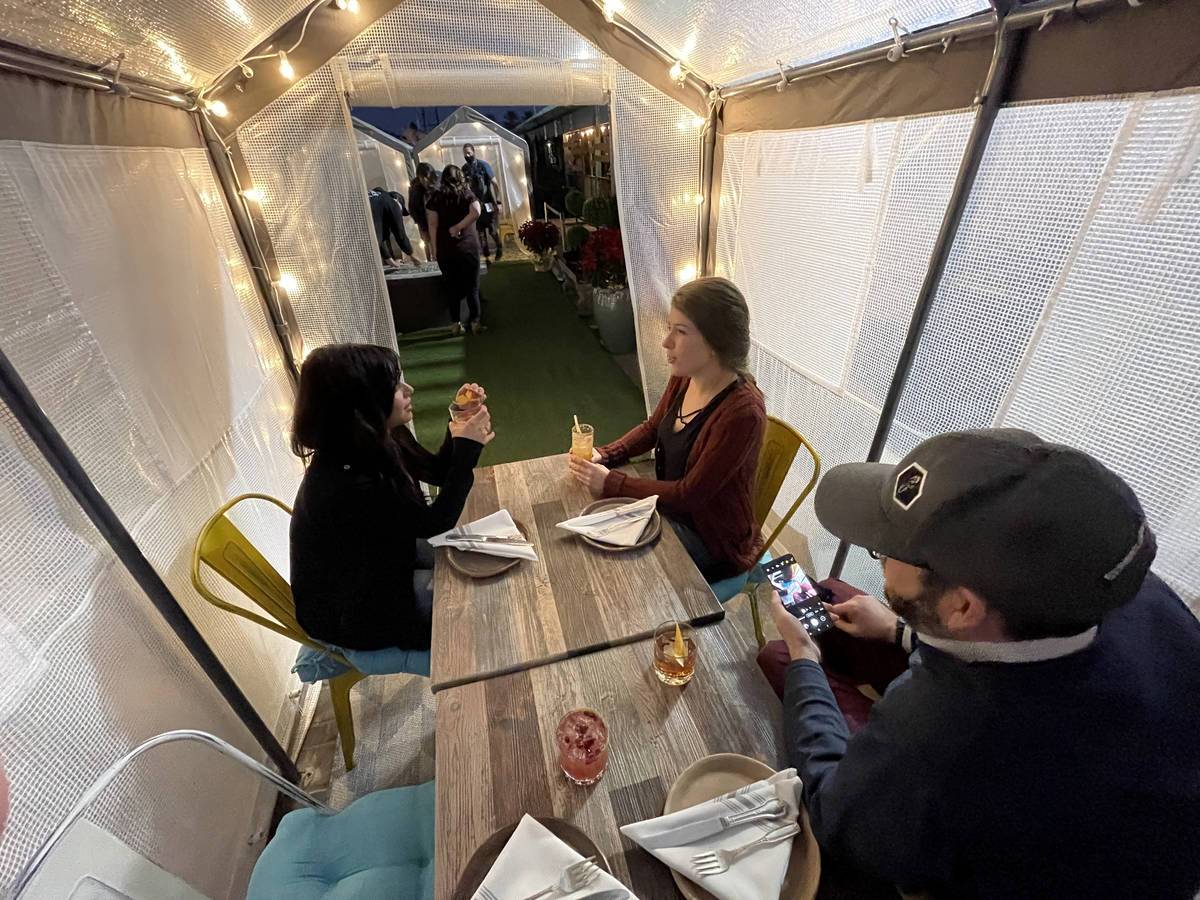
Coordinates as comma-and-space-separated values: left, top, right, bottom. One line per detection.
426, 164, 485, 336
569, 277, 765, 582
289, 344, 493, 666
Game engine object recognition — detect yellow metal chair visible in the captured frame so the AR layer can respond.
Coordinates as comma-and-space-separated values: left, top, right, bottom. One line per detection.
746, 417, 821, 647
191, 493, 368, 770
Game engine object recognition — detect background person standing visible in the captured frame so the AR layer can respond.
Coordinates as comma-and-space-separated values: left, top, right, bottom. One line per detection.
462, 143, 502, 262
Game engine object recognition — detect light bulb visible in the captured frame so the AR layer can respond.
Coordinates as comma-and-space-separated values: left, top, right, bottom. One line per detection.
277, 273, 299, 293
395, 159, 403, 166
678, 263, 697, 283
669, 61, 684, 83
205, 98, 229, 117
278, 50, 294, 80
333, 0, 347, 7
692, 116, 705, 127
695, 194, 704, 205
347, 0, 359, 11
242, 188, 264, 202
602, 0, 621, 22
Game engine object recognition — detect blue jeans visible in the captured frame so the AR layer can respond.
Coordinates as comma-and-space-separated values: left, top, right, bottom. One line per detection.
668, 518, 736, 583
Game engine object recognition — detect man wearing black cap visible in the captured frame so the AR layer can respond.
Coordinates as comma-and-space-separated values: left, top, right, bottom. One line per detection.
769, 428, 1200, 899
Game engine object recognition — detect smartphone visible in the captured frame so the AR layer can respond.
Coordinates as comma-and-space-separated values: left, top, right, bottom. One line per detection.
762, 554, 835, 637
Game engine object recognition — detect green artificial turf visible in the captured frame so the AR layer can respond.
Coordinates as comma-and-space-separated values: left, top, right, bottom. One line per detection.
397, 260, 647, 467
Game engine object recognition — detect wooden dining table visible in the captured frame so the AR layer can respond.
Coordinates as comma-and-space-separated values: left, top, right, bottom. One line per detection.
430, 454, 724, 693
434, 614, 788, 899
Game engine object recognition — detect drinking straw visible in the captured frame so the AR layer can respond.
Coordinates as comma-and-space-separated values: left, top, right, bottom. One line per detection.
573, 414, 581, 432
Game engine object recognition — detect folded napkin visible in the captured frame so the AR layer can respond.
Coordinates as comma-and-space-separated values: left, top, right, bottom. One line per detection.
430, 510, 538, 560
556, 496, 658, 547
474, 814, 637, 900
620, 768, 802, 900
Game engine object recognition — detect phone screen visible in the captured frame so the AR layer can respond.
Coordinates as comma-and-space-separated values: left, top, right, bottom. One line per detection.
762, 554, 834, 637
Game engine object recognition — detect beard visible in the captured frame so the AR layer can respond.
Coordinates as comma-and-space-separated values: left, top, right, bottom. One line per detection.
885, 583, 950, 637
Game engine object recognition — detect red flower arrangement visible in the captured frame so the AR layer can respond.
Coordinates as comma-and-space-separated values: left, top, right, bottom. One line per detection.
580, 227, 627, 289
518, 219, 561, 254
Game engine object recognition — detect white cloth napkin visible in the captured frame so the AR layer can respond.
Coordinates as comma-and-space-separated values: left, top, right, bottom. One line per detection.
620, 769, 802, 900
430, 510, 538, 560
556, 496, 658, 547
474, 814, 637, 900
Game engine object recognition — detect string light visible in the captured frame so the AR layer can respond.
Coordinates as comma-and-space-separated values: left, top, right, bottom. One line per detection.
669, 61, 684, 84
678, 263, 697, 283
277, 50, 294, 80
602, 0, 622, 22
242, 188, 264, 202
347, 0, 359, 11
204, 98, 229, 117
694, 194, 704, 205
277, 273, 299, 293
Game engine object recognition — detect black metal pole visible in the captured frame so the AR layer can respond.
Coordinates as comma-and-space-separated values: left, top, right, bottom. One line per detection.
829, 19, 1025, 579
0, 346, 300, 783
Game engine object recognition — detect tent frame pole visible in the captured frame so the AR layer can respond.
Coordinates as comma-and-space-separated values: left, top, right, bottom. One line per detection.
0, 346, 301, 784
696, 96, 722, 277
828, 12, 1025, 579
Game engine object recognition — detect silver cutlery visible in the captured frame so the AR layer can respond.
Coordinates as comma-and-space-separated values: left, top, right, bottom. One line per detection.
573, 890, 630, 900
644, 798, 787, 848
516, 856, 601, 900
689, 822, 801, 876
446, 533, 530, 546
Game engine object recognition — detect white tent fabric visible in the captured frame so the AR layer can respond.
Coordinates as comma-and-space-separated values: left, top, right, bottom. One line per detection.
354, 121, 424, 252
0, 0, 312, 86
0, 140, 303, 895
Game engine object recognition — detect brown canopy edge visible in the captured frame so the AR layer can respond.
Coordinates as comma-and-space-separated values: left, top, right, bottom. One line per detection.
0, 69, 202, 147
534, 0, 710, 117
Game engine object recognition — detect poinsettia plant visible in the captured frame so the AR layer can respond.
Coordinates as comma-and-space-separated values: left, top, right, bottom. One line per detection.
518, 219, 561, 254
580, 227, 627, 289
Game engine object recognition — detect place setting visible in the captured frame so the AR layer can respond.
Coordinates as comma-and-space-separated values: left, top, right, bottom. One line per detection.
430, 509, 537, 579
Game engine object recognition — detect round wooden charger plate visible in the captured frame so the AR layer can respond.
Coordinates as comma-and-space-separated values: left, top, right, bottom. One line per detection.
446, 518, 531, 579
663, 753, 820, 900
451, 816, 612, 900
577, 497, 662, 552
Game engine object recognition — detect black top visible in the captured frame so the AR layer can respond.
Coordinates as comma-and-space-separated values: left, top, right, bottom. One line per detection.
408, 181, 429, 230
655, 380, 739, 482
782, 572, 1200, 899
290, 429, 483, 651
427, 190, 481, 259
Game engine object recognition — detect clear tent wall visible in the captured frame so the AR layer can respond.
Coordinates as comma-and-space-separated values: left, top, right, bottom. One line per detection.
0, 0, 1197, 896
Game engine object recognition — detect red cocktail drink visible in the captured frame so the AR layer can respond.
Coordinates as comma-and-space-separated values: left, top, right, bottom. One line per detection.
556, 708, 608, 785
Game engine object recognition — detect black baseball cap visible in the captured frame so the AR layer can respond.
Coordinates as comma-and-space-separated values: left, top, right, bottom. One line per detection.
815, 429, 1156, 632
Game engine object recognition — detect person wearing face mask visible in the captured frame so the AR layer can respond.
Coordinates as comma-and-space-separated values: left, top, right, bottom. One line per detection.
568, 277, 765, 582
462, 143, 502, 262
289, 344, 493, 658
767, 429, 1200, 899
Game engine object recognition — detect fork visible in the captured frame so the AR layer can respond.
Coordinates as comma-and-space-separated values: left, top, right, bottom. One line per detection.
516, 856, 601, 900
689, 822, 801, 876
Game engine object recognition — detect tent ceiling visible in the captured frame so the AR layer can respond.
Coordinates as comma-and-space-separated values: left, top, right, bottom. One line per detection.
586, 0, 989, 86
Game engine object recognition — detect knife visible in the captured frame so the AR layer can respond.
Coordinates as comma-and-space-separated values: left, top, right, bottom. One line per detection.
571, 891, 629, 900
640, 800, 788, 848
445, 534, 530, 545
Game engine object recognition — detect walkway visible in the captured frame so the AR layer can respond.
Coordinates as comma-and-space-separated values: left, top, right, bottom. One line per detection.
397, 260, 646, 466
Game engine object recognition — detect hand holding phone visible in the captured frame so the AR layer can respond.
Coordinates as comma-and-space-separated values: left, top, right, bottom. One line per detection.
762, 554, 835, 638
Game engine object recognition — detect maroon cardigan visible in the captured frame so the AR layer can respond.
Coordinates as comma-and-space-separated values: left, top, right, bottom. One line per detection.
597, 376, 766, 574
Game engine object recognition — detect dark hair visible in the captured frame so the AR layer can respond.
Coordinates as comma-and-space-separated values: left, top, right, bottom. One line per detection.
437, 165, 473, 202
463, 142, 475, 153
291, 343, 403, 473
416, 162, 437, 187
671, 277, 754, 383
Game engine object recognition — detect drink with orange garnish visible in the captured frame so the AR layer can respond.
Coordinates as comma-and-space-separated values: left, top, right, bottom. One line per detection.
653, 621, 697, 685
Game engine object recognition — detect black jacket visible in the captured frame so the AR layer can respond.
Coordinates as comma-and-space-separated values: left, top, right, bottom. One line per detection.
290, 429, 482, 650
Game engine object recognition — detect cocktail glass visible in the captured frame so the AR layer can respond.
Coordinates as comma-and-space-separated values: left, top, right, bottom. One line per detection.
556, 708, 608, 785
653, 621, 697, 686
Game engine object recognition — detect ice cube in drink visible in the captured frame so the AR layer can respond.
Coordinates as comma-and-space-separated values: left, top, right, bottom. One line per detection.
653, 621, 697, 685
555, 708, 609, 785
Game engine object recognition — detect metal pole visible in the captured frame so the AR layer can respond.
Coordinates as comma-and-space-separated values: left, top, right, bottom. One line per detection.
696, 96, 721, 277
0, 347, 300, 783
828, 18, 1025, 579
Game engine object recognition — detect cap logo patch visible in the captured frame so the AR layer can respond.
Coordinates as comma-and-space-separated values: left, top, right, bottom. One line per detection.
894, 463, 927, 510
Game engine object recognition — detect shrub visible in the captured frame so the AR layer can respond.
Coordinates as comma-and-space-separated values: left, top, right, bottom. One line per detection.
566, 224, 591, 252
518, 219, 560, 254
580, 227, 626, 289
565, 189, 586, 218
582, 195, 618, 228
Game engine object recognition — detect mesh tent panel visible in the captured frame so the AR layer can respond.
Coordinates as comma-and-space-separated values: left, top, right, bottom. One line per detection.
0, 0, 312, 86
358, 135, 425, 254
610, 0, 989, 87
886, 92, 1200, 612
338, 0, 608, 107
613, 66, 700, 411
717, 112, 973, 588
238, 65, 397, 353
0, 143, 303, 895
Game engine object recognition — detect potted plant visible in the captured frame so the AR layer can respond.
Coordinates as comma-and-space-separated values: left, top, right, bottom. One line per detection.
581, 227, 635, 354
518, 219, 560, 272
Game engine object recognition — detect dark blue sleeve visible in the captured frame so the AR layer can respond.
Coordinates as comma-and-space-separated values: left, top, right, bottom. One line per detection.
482, 159, 495, 181
783, 659, 948, 891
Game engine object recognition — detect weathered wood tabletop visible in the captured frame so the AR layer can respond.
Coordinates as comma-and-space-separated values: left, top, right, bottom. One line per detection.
430, 455, 723, 693
434, 616, 786, 899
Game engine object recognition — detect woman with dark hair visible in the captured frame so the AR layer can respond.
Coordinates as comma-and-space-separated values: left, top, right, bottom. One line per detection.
289, 344, 493, 664
408, 162, 437, 261
426, 164, 485, 336
569, 277, 765, 582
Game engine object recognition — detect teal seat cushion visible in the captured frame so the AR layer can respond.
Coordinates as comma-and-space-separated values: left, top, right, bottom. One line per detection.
710, 551, 773, 604
247, 781, 435, 900
293, 645, 431, 683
